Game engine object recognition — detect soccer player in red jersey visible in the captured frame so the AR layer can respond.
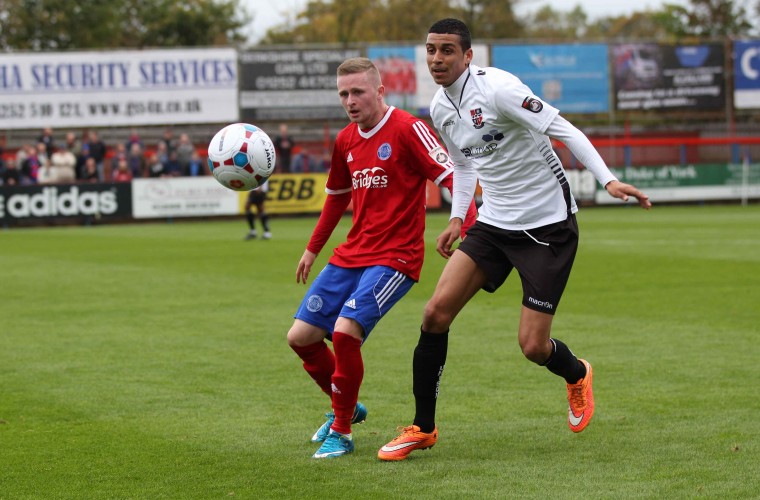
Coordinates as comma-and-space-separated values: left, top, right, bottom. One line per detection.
286, 57, 476, 459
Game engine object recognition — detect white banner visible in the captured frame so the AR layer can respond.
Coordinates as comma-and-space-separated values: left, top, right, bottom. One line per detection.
0, 48, 238, 128
734, 40, 760, 109
132, 177, 240, 219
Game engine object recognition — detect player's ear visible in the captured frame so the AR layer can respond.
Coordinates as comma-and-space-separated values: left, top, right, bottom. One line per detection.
464, 48, 473, 66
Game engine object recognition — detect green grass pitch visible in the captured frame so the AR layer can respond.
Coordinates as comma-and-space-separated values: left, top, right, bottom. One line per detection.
1, 204, 759, 499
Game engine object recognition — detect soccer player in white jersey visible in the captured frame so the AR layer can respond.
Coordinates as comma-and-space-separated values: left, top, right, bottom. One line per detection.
378, 18, 652, 461
287, 57, 476, 459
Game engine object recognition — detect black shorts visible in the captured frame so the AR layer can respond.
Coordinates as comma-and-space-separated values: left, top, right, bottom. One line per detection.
457, 215, 579, 315
247, 189, 266, 205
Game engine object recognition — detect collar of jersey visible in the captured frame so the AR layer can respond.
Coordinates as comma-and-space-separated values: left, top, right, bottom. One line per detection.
443, 65, 475, 114
358, 106, 395, 139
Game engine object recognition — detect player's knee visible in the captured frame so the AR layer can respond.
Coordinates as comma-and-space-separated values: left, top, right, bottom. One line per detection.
287, 321, 327, 348
286, 325, 310, 347
422, 300, 454, 332
520, 339, 552, 364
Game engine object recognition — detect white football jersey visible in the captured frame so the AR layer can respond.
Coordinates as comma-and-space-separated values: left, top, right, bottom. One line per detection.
431, 64, 596, 230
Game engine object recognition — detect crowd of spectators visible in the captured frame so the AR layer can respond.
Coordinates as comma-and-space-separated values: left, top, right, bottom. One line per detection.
0, 124, 336, 187
0, 127, 209, 187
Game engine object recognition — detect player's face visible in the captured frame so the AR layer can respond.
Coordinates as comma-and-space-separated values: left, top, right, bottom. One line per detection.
337, 71, 386, 129
426, 33, 472, 87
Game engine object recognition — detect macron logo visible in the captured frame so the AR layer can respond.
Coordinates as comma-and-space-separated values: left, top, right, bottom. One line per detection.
528, 296, 553, 310
344, 298, 356, 309
347, 152, 353, 162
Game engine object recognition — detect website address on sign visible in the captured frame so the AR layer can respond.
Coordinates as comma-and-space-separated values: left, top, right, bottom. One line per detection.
1, 98, 203, 120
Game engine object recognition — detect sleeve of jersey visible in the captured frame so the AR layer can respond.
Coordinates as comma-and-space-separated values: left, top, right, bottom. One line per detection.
440, 173, 478, 238
410, 119, 477, 237
545, 115, 618, 187
440, 132, 478, 223
493, 76, 558, 135
306, 142, 353, 255
305, 190, 351, 255
409, 120, 455, 185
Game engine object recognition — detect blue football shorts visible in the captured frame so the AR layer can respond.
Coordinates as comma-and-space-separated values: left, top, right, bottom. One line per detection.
294, 264, 414, 342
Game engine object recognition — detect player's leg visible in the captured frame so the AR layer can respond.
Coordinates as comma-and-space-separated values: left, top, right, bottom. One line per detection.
315, 266, 413, 458
306, 331, 368, 449
329, 316, 364, 436
378, 250, 486, 461
289, 264, 355, 446
287, 319, 333, 396
416, 249, 486, 425
244, 192, 256, 239
514, 215, 593, 432
312, 317, 363, 458
518, 306, 593, 432
257, 200, 271, 239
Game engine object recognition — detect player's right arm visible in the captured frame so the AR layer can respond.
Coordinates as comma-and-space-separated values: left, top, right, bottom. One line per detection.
437, 133, 478, 258
297, 138, 353, 283
297, 190, 351, 283
407, 117, 477, 242
296, 249, 318, 284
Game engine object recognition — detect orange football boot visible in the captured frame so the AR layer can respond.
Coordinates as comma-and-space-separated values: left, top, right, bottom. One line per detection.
567, 359, 594, 432
378, 425, 438, 461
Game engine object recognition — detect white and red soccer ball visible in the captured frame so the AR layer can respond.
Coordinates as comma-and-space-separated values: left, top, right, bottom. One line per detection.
207, 123, 276, 191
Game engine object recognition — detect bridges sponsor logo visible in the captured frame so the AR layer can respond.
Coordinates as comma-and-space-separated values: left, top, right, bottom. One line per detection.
352, 167, 388, 189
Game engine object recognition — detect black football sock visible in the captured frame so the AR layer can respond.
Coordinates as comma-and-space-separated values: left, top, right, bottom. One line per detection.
412, 328, 448, 433
260, 213, 270, 232
246, 212, 255, 230
542, 338, 586, 384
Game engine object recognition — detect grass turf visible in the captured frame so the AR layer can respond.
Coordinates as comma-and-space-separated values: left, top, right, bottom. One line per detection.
1, 204, 759, 498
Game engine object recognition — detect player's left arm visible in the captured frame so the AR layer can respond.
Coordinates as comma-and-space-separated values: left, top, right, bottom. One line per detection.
546, 115, 652, 210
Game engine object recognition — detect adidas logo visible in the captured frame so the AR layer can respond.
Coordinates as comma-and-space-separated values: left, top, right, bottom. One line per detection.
347, 152, 353, 162
344, 298, 356, 309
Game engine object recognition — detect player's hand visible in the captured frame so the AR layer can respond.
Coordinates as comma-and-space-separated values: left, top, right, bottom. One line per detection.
605, 180, 652, 209
436, 218, 463, 259
296, 250, 318, 284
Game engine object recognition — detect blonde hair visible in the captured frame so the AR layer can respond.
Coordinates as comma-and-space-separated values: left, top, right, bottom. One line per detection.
337, 57, 381, 85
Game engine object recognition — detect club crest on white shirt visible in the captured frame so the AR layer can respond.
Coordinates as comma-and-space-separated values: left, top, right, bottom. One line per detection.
470, 108, 485, 129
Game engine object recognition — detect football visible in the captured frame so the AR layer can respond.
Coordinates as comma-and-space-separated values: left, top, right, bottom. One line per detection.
207, 123, 276, 191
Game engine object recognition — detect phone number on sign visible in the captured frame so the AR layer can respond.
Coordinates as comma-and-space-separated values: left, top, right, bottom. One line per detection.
0, 99, 202, 119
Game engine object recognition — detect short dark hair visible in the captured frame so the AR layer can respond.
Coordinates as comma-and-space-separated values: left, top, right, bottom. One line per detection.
428, 18, 471, 52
